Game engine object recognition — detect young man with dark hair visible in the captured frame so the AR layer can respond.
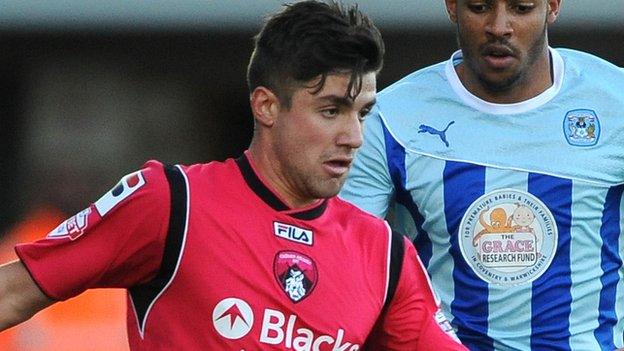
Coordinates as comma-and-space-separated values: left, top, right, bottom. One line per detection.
341, 0, 624, 350
0, 1, 466, 349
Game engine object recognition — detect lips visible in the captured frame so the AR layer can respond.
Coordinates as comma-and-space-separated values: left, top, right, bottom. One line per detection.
482, 44, 516, 69
322, 157, 353, 177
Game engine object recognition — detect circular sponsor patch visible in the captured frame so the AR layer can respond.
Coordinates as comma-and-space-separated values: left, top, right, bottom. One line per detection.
458, 188, 557, 285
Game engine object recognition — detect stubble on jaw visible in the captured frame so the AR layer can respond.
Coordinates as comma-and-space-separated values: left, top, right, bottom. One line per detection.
455, 20, 549, 97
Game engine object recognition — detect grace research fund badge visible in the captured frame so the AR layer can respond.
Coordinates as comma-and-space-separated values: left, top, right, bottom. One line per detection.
459, 188, 558, 285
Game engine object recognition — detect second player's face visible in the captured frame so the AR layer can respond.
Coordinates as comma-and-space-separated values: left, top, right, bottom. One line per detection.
271, 72, 376, 207
448, 0, 557, 101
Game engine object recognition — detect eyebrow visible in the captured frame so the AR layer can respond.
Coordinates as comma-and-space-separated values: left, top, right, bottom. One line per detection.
317, 95, 354, 106
316, 95, 377, 110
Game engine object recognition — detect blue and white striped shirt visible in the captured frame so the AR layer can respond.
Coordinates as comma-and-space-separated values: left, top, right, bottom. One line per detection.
341, 48, 624, 350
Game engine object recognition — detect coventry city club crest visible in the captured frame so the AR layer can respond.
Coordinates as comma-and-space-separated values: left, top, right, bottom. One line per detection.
563, 109, 600, 147
459, 189, 558, 286
273, 251, 318, 303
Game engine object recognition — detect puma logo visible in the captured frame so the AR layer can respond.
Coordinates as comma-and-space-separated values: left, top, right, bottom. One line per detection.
418, 121, 455, 147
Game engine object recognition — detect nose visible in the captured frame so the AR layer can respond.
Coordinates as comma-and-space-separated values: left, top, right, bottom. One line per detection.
337, 113, 363, 149
485, 4, 513, 39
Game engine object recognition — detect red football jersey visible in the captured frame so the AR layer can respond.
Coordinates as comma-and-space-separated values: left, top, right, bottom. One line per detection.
16, 152, 465, 350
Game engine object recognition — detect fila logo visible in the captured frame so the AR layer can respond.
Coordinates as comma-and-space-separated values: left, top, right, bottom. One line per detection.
212, 298, 254, 340
274, 222, 313, 246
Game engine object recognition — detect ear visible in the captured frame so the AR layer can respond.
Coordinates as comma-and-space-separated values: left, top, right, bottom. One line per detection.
445, 0, 458, 23
250, 86, 280, 127
546, 0, 561, 24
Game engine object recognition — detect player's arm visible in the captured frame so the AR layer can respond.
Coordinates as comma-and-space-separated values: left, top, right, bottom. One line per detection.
0, 259, 55, 331
367, 237, 467, 350
7, 162, 169, 304
340, 106, 394, 218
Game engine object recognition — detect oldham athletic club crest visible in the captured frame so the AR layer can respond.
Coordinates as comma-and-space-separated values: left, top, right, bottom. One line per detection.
458, 189, 558, 286
563, 109, 600, 146
274, 251, 318, 303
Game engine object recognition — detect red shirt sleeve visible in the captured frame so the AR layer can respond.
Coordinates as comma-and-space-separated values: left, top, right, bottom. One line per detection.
367, 237, 467, 350
15, 160, 170, 301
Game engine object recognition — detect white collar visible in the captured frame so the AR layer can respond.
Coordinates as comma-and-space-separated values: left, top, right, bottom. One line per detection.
444, 47, 564, 115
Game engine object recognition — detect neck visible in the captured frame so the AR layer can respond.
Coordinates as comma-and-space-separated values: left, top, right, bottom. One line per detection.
247, 142, 319, 209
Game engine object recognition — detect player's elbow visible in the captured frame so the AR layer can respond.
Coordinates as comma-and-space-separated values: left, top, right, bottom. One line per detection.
0, 260, 54, 332
0, 298, 38, 331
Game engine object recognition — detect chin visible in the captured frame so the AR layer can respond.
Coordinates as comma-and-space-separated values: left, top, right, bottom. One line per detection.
316, 187, 341, 199
311, 180, 344, 199
480, 73, 521, 92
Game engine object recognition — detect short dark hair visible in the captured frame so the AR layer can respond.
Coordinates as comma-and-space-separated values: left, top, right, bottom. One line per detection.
247, 0, 384, 107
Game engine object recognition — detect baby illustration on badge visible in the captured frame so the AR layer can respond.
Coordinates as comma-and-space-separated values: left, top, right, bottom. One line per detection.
511, 204, 536, 234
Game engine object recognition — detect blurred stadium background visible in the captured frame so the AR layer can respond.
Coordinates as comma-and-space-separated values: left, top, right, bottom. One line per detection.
0, 1, 621, 349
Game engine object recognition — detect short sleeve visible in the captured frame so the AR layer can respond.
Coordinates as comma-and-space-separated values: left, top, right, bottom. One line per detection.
15, 160, 170, 300
366, 237, 467, 350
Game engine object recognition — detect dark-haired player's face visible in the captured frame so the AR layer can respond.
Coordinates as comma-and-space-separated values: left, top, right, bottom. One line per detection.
447, 0, 559, 101
271, 73, 376, 206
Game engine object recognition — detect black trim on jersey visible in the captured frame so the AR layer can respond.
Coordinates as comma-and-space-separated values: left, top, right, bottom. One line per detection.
236, 155, 289, 211
129, 164, 188, 335
289, 200, 328, 220
384, 230, 405, 312
235, 154, 327, 220
363, 230, 406, 347
549, 51, 554, 85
